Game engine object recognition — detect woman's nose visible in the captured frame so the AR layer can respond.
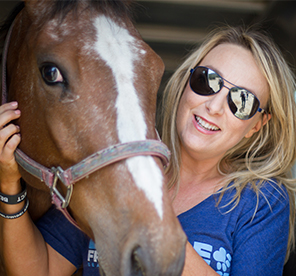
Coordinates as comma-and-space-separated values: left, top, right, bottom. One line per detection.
205, 87, 229, 116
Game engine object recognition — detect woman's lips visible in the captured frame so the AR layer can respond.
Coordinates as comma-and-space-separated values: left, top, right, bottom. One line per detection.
194, 115, 220, 131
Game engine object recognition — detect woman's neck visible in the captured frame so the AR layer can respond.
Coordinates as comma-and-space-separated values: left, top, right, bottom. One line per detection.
170, 152, 225, 216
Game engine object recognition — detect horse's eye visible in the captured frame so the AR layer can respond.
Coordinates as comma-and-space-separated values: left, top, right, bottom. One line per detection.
41, 65, 64, 84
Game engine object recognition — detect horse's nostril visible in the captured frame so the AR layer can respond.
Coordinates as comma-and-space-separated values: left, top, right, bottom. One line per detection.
131, 246, 146, 276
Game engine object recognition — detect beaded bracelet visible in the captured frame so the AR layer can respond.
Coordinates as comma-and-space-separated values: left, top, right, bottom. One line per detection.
0, 181, 27, 205
0, 198, 29, 219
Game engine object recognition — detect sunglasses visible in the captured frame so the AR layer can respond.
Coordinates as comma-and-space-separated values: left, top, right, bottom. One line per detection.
189, 66, 265, 120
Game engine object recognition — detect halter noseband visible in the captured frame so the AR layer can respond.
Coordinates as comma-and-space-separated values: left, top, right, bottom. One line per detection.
1, 19, 171, 228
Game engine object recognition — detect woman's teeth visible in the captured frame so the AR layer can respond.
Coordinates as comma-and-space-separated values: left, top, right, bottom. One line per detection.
195, 116, 220, 131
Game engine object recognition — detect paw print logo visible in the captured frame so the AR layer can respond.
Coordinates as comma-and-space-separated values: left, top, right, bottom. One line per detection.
213, 247, 231, 276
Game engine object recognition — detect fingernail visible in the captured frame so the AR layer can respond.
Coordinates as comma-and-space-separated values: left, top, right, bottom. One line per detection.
15, 110, 21, 115
11, 101, 18, 107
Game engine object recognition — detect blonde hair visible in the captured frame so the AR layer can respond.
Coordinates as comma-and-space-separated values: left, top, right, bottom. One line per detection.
157, 26, 296, 261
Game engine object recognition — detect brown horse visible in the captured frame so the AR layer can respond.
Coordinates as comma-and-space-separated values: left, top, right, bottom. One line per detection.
0, 0, 186, 275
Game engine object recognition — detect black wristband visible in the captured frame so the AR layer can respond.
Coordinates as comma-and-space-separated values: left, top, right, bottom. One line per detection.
0, 181, 27, 205
0, 198, 29, 219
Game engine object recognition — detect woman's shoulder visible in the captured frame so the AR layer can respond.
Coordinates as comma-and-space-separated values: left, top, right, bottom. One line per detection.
228, 179, 290, 227
241, 179, 289, 208
178, 179, 289, 218
213, 178, 290, 224
229, 180, 291, 275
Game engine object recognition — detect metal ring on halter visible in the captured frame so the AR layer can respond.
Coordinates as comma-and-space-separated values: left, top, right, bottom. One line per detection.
50, 167, 73, 209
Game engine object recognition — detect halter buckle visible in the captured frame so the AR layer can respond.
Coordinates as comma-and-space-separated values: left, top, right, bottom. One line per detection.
50, 166, 73, 209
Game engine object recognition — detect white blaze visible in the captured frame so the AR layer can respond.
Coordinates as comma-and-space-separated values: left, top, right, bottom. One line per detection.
93, 16, 163, 219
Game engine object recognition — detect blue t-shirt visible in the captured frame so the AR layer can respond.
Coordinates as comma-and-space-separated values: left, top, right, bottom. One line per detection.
36, 180, 289, 275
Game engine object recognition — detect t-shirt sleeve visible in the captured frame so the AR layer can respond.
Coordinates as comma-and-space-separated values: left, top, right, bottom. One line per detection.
35, 206, 90, 269
231, 183, 289, 276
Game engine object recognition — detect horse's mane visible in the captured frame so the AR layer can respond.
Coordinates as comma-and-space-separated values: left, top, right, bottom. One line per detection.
0, 0, 133, 64
53, 0, 133, 20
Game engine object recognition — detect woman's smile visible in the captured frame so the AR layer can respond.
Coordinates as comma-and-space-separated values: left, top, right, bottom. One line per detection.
194, 115, 220, 132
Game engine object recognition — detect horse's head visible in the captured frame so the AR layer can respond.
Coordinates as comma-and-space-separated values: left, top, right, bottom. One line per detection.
4, 0, 186, 275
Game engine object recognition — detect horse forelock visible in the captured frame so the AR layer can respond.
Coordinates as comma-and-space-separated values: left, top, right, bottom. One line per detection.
0, 0, 133, 40
52, 0, 133, 18
28, 0, 133, 26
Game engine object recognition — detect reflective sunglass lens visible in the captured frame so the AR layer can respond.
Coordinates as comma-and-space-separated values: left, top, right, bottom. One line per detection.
190, 67, 222, 95
207, 68, 223, 93
228, 88, 260, 119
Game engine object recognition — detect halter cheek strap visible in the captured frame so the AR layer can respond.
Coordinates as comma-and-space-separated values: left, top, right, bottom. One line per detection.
1, 18, 171, 230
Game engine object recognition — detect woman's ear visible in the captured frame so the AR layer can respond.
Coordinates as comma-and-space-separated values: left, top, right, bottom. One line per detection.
262, 112, 272, 125
245, 112, 271, 138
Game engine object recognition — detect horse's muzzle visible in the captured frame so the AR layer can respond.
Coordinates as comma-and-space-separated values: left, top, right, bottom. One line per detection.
120, 229, 186, 276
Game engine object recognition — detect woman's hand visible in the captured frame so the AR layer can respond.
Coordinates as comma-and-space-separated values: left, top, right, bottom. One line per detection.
0, 102, 21, 193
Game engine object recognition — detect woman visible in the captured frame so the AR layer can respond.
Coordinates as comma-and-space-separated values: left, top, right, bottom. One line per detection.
1, 26, 295, 275
157, 26, 296, 275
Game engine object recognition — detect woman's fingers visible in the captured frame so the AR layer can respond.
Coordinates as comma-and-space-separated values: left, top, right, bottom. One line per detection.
0, 124, 20, 151
0, 102, 22, 186
0, 132, 22, 186
0, 101, 21, 153
0, 102, 20, 128
0, 101, 18, 113
0, 126, 21, 165
3, 132, 21, 156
